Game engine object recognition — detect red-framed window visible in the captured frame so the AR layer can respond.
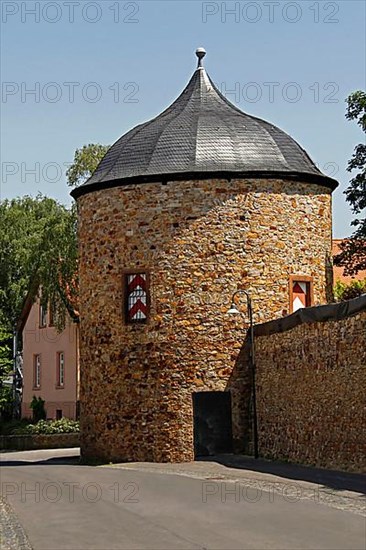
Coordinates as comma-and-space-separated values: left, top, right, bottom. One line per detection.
124, 272, 150, 323
289, 275, 314, 313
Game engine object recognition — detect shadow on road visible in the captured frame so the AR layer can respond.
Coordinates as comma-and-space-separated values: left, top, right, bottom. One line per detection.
2, 449, 365, 497
198, 454, 366, 495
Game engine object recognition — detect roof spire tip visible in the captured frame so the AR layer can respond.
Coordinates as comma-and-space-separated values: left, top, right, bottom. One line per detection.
195, 47, 206, 68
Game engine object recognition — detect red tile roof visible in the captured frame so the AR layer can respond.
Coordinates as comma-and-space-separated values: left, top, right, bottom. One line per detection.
333, 239, 366, 283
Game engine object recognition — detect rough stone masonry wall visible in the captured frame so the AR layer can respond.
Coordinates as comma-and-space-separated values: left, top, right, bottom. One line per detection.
77, 177, 332, 462
255, 309, 366, 473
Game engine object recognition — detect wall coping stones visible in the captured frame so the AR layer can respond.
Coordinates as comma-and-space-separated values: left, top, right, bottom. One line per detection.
254, 294, 366, 337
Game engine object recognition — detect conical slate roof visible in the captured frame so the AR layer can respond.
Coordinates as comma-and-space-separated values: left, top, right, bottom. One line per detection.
71, 49, 338, 198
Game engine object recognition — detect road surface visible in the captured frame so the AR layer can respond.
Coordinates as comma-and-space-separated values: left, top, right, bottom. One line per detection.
1, 449, 365, 549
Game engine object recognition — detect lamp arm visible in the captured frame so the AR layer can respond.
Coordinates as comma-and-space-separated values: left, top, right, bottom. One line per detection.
231, 289, 250, 304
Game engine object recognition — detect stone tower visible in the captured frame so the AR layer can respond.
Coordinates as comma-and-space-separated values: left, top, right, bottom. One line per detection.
71, 49, 338, 463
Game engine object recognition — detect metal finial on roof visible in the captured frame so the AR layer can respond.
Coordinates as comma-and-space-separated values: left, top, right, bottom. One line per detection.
195, 47, 206, 68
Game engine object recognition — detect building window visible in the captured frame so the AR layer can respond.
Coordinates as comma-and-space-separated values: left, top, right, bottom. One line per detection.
49, 303, 55, 327
39, 303, 47, 328
124, 272, 150, 323
289, 276, 314, 313
57, 352, 65, 387
49, 302, 62, 328
56, 409, 63, 420
34, 355, 41, 388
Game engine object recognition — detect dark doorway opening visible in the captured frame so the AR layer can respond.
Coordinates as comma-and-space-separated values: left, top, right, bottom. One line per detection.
192, 391, 233, 457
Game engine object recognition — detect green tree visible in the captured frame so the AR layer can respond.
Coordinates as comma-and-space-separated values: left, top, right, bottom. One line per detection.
0, 327, 13, 420
30, 396, 46, 422
335, 91, 366, 274
0, 144, 108, 333
66, 143, 110, 187
334, 279, 366, 301
0, 195, 78, 331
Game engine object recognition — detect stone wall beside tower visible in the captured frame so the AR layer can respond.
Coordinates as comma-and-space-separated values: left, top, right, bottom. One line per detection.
77, 177, 332, 462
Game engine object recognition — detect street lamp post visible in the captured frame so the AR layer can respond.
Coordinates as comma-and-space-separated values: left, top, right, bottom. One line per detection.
227, 289, 259, 459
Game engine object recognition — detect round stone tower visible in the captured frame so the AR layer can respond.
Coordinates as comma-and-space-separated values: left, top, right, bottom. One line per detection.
71, 49, 338, 463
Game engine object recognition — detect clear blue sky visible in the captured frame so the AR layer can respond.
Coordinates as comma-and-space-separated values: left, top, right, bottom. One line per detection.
1, 0, 365, 237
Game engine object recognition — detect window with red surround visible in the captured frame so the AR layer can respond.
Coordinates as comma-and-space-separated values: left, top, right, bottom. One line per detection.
289, 275, 314, 313
124, 272, 150, 323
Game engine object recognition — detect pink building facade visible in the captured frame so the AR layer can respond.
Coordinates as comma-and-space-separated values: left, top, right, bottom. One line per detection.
19, 296, 79, 420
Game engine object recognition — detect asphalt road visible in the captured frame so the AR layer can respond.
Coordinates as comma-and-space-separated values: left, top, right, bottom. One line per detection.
1, 449, 365, 550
